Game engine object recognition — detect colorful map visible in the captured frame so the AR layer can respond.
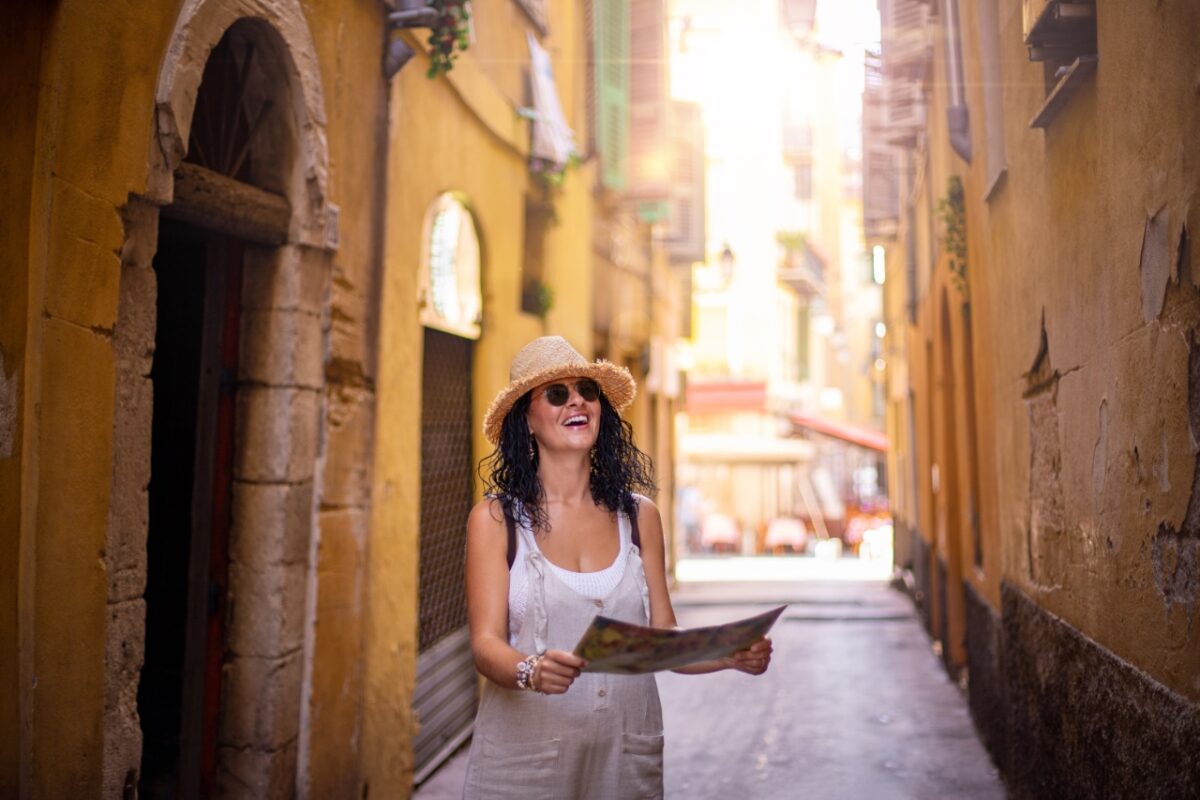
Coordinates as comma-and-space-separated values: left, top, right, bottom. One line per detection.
572, 605, 786, 674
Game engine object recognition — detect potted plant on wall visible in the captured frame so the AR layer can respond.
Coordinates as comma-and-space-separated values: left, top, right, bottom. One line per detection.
426, 0, 472, 78
937, 175, 968, 300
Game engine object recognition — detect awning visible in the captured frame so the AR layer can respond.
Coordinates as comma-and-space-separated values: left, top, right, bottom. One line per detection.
679, 433, 815, 463
790, 414, 888, 452
684, 380, 768, 414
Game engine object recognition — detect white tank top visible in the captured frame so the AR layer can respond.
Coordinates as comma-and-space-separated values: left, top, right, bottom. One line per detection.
507, 511, 632, 646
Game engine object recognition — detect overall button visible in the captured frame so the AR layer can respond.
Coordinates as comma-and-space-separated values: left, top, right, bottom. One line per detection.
593, 599, 604, 608
597, 688, 607, 697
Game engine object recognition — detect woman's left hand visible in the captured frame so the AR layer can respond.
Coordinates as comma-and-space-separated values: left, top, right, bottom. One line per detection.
728, 636, 773, 676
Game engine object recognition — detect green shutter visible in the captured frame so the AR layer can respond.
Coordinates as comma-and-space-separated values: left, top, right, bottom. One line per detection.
594, 0, 629, 191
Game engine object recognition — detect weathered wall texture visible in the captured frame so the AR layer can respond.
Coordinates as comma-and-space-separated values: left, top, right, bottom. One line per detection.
881, 0, 1200, 795
2, 0, 404, 795
981, 0, 1200, 702
1002, 581, 1200, 800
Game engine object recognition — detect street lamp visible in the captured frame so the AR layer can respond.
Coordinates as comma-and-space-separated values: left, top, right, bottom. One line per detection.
719, 243, 735, 287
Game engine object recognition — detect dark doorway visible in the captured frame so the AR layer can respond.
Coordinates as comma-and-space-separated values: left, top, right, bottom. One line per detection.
139, 219, 243, 799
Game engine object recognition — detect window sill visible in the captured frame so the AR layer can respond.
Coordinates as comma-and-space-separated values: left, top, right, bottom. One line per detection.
1029, 55, 1097, 129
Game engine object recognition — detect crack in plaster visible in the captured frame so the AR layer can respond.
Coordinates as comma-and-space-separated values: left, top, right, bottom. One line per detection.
1024, 316, 1070, 589
1142, 206, 1172, 323
1092, 399, 1108, 503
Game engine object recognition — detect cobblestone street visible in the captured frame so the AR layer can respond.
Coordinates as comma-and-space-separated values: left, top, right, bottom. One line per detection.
418, 570, 1005, 799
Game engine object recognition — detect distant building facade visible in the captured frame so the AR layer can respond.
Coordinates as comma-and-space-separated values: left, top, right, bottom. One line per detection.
672, 0, 886, 554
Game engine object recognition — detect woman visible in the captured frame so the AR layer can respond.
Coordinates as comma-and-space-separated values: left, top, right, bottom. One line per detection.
462, 336, 773, 799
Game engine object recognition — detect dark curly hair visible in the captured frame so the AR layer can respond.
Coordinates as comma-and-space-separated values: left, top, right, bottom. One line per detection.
478, 389, 656, 533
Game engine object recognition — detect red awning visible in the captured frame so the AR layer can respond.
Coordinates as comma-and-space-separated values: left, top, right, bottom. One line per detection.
685, 380, 768, 413
790, 414, 888, 452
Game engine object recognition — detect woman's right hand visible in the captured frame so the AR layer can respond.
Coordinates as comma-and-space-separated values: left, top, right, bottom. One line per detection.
533, 649, 587, 694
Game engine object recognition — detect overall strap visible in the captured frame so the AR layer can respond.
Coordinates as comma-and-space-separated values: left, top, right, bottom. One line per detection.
629, 495, 641, 550
503, 500, 518, 569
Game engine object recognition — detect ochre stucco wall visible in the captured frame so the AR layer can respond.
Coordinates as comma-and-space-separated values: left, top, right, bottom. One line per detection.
293, 0, 390, 795
366, 3, 594, 794
5, 0, 407, 793
976, 0, 1200, 700
901, 0, 1200, 698
15, 1, 182, 792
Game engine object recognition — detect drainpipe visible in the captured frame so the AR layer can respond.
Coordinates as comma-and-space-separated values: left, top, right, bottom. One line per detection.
942, 0, 972, 163
904, 149, 918, 323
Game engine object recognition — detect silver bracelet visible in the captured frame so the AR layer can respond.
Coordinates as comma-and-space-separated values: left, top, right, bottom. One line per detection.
515, 653, 542, 691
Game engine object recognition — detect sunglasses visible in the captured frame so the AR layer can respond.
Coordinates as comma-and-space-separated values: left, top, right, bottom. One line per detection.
539, 379, 600, 406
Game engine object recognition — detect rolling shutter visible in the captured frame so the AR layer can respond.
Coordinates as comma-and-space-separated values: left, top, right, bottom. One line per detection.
413, 328, 477, 783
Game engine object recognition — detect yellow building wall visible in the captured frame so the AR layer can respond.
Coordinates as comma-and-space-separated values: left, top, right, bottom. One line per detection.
299, 1, 390, 795
3, 0, 399, 793
978, 0, 1200, 699
8, 1, 181, 791
896, 0, 1200, 699
367, 4, 593, 793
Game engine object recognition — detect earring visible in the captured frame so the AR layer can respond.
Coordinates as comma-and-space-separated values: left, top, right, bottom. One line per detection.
529, 435, 538, 461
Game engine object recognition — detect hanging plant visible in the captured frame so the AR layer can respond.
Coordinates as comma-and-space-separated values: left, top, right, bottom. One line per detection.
937, 175, 968, 298
426, 0, 471, 79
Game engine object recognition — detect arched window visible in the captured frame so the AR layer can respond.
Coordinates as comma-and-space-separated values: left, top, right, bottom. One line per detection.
419, 192, 482, 339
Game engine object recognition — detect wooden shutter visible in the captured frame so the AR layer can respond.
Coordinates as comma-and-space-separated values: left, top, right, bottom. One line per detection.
863, 51, 901, 239
876, 0, 929, 145
627, 0, 668, 200
880, 0, 933, 79
594, 0, 630, 191
665, 101, 705, 265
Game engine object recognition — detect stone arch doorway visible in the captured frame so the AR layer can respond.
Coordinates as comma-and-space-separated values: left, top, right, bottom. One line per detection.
109, 2, 336, 795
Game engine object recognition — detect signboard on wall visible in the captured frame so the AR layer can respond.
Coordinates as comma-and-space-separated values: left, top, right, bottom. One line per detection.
419, 192, 482, 340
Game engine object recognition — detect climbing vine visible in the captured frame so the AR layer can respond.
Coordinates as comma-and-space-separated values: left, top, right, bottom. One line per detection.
937, 175, 968, 299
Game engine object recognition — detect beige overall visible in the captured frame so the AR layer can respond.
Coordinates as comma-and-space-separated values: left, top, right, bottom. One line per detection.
463, 511, 664, 799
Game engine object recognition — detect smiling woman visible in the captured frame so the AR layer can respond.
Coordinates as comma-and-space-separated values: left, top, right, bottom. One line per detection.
462, 336, 774, 800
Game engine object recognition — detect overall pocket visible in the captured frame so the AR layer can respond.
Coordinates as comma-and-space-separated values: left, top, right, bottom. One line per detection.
464, 736, 562, 799
618, 731, 664, 799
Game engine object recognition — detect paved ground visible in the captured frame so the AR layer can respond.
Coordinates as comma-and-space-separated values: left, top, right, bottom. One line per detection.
416, 569, 1005, 799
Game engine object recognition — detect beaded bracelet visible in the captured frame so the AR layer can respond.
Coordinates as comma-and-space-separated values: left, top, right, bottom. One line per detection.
515, 653, 542, 691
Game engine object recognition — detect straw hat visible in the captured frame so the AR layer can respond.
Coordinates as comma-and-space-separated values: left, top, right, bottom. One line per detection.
483, 336, 636, 444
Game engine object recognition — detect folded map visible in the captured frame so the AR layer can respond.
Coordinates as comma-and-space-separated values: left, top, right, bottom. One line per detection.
572, 605, 786, 674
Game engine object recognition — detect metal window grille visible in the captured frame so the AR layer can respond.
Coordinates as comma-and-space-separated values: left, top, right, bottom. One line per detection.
418, 328, 474, 652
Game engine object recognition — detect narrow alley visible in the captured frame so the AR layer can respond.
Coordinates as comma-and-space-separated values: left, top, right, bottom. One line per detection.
418, 574, 1004, 800
5, 0, 1200, 796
